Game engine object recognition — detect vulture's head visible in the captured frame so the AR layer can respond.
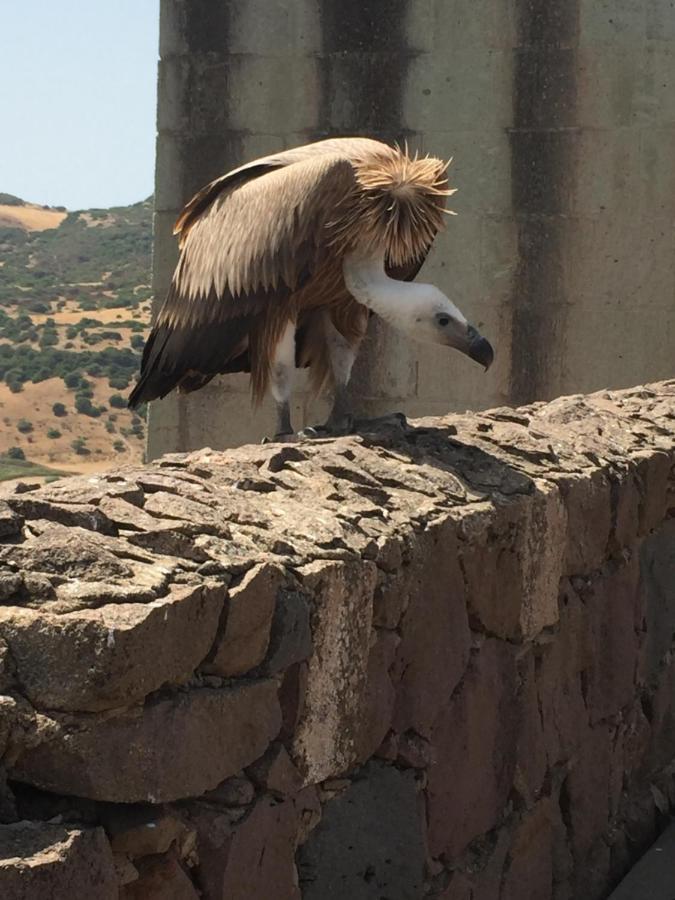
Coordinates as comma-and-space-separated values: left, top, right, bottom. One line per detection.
396, 284, 494, 370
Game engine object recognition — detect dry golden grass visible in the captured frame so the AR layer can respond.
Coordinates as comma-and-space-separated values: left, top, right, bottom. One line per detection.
0, 378, 144, 471
0, 204, 67, 232
30, 305, 148, 326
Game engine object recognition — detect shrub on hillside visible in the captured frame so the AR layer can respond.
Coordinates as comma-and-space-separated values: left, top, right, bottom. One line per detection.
47, 428, 61, 439
109, 393, 126, 409
5, 371, 24, 393
52, 402, 67, 417
75, 395, 100, 417
71, 437, 89, 455
113, 440, 125, 453
39, 331, 59, 349
63, 371, 83, 390
108, 373, 130, 390
17, 419, 33, 434
30, 368, 52, 383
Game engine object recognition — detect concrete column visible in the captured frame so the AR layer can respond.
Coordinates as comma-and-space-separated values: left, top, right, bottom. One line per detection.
148, 0, 675, 458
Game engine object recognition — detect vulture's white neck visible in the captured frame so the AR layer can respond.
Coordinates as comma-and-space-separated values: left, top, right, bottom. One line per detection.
343, 252, 420, 329
343, 249, 475, 353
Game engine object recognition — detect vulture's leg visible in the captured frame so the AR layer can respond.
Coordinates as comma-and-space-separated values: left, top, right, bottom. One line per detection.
323, 322, 359, 432
301, 319, 360, 437
266, 321, 298, 442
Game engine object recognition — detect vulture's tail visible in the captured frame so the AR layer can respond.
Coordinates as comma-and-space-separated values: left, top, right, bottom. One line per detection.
127, 316, 255, 409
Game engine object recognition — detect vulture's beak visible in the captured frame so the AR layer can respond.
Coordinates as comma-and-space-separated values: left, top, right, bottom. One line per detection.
466, 325, 494, 371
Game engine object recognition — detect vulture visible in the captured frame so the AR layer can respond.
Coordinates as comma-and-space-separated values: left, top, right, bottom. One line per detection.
128, 137, 494, 438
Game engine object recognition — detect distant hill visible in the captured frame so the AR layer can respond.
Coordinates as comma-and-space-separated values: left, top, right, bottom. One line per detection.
0, 196, 153, 484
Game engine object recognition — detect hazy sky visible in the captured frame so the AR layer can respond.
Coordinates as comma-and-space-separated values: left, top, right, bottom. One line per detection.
0, 1, 159, 210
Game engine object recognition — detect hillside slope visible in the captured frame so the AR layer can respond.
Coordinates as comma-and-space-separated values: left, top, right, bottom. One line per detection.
0, 194, 153, 482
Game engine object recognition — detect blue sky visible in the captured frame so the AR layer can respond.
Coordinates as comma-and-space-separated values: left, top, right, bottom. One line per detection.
0, 1, 159, 210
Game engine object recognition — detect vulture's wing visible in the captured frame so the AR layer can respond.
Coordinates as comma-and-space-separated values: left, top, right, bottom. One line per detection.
129, 153, 359, 406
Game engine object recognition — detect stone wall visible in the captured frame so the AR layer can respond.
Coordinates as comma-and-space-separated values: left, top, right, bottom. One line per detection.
148, 0, 675, 455
1, 380, 675, 898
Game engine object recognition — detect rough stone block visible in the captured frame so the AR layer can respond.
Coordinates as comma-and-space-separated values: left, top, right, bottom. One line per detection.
501, 800, 554, 900
121, 851, 199, 899
278, 662, 308, 740
298, 762, 425, 900
0, 823, 117, 899
354, 629, 399, 764
104, 808, 187, 859
292, 560, 377, 783
536, 586, 592, 766
555, 471, 612, 575
635, 450, 672, 534
392, 518, 471, 738
202, 775, 255, 808
260, 587, 313, 676
564, 725, 611, 865
641, 519, 675, 677
427, 639, 518, 858
0, 585, 224, 712
584, 558, 640, 722
10, 681, 281, 803
202, 563, 282, 677
437, 832, 511, 898
372, 570, 408, 629
188, 796, 300, 900
648, 657, 675, 771
247, 742, 303, 799
459, 483, 565, 640
514, 649, 548, 803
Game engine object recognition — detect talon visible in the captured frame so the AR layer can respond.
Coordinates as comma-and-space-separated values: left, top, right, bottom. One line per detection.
299, 426, 322, 439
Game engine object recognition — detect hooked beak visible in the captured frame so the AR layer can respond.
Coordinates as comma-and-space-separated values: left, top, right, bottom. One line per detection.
465, 324, 494, 371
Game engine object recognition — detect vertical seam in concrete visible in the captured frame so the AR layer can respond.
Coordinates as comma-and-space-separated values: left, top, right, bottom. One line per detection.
508, 1, 580, 405
315, 0, 417, 142
315, 0, 419, 413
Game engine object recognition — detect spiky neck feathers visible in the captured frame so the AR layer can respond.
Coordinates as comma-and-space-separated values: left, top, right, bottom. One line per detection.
332, 145, 456, 269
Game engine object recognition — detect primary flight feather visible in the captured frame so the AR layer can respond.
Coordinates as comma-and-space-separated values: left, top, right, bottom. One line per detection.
129, 137, 493, 437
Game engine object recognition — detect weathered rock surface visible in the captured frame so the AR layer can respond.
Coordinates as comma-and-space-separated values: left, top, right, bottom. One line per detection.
0, 823, 117, 899
0, 584, 224, 711
0, 382, 672, 899
298, 762, 425, 900
11, 681, 281, 802
202, 563, 281, 677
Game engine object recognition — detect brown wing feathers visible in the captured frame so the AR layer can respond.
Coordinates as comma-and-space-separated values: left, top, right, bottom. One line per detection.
129, 153, 358, 408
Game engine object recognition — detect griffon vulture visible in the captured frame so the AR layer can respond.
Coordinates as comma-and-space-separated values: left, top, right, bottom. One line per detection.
128, 137, 493, 437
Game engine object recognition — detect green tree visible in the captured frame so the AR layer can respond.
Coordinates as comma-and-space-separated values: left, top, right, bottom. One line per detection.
5, 446, 25, 460
17, 418, 33, 434
52, 402, 67, 417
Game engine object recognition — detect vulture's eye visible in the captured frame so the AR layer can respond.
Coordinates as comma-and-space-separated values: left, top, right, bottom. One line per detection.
437, 316, 450, 327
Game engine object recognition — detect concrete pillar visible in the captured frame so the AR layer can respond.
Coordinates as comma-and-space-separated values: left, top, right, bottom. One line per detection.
148, 0, 675, 458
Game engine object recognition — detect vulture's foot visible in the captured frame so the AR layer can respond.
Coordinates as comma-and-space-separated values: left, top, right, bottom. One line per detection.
299, 413, 355, 439
261, 432, 300, 445
299, 412, 409, 439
